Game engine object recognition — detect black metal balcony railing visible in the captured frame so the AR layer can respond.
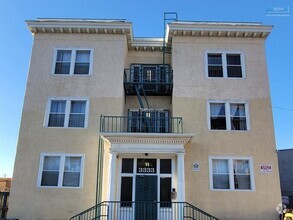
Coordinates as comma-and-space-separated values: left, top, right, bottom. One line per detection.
70, 201, 219, 220
124, 68, 173, 96
100, 115, 183, 134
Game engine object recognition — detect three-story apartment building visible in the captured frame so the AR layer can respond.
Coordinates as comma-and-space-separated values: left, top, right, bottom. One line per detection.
8, 18, 281, 220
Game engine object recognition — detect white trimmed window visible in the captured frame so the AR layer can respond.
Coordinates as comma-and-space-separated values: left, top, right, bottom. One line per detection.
37, 153, 84, 188
209, 157, 254, 191
208, 101, 249, 131
46, 98, 89, 128
206, 51, 245, 78
53, 48, 93, 75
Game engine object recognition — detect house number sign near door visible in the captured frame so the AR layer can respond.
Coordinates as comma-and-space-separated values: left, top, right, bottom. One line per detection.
137, 159, 157, 173
193, 162, 200, 172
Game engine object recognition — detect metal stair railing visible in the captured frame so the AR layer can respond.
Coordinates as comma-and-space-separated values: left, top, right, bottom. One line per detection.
70, 201, 220, 220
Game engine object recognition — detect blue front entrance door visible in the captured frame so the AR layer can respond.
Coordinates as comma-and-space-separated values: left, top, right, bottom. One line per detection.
135, 175, 157, 220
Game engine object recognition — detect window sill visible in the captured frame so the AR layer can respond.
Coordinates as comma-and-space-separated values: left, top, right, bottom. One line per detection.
37, 186, 82, 189
51, 74, 92, 77
210, 189, 254, 192
209, 129, 250, 132
45, 126, 87, 129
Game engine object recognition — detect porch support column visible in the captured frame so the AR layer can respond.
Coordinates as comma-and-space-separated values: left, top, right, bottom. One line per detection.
177, 153, 185, 202
107, 151, 117, 201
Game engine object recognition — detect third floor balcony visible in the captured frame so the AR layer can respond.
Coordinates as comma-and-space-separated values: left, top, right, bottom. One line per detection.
124, 64, 173, 96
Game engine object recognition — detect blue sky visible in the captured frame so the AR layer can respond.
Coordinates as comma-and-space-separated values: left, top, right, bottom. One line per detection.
0, 0, 292, 177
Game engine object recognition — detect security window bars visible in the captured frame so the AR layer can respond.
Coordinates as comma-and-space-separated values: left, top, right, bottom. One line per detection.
208, 54, 223, 77
39, 154, 83, 188
53, 49, 92, 75
47, 99, 88, 128
209, 102, 248, 131
211, 158, 253, 190
206, 52, 244, 78
227, 54, 242, 77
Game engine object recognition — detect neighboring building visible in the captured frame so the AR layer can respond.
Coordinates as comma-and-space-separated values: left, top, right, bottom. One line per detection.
278, 149, 293, 208
0, 178, 12, 219
8, 18, 281, 220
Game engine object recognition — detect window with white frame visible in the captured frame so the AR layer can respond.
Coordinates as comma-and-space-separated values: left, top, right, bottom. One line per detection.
38, 153, 84, 188
206, 52, 244, 78
210, 157, 253, 190
53, 49, 92, 75
47, 98, 88, 128
208, 101, 249, 131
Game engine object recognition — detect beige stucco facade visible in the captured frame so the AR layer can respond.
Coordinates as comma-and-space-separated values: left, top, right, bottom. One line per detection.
8, 19, 281, 220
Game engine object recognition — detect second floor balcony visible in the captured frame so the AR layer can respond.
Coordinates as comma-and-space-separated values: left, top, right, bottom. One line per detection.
100, 113, 183, 134
124, 64, 173, 96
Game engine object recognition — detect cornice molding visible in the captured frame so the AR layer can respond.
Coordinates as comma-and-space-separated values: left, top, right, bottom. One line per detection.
166, 22, 273, 44
26, 19, 272, 52
99, 133, 194, 145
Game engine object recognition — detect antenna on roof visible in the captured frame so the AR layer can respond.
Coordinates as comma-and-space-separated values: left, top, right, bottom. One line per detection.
163, 12, 178, 67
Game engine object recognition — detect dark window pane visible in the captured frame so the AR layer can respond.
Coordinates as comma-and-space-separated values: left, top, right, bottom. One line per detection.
234, 175, 251, 190
227, 54, 241, 65
48, 114, 65, 127
62, 172, 80, 187
160, 178, 171, 207
208, 54, 222, 65
137, 159, 157, 173
160, 159, 171, 174
231, 117, 247, 130
74, 63, 90, 75
211, 117, 226, 130
41, 171, 59, 186
120, 177, 133, 207
227, 66, 242, 77
122, 158, 134, 173
68, 114, 85, 127
227, 54, 242, 78
213, 174, 229, 189
55, 63, 70, 74
208, 66, 223, 77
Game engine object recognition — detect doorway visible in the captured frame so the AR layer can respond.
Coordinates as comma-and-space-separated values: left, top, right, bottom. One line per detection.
135, 175, 157, 219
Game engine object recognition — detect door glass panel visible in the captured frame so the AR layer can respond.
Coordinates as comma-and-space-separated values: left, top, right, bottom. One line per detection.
121, 177, 133, 207
122, 158, 134, 173
137, 159, 157, 174
160, 159, 171, 174
160, 177, 171, 207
